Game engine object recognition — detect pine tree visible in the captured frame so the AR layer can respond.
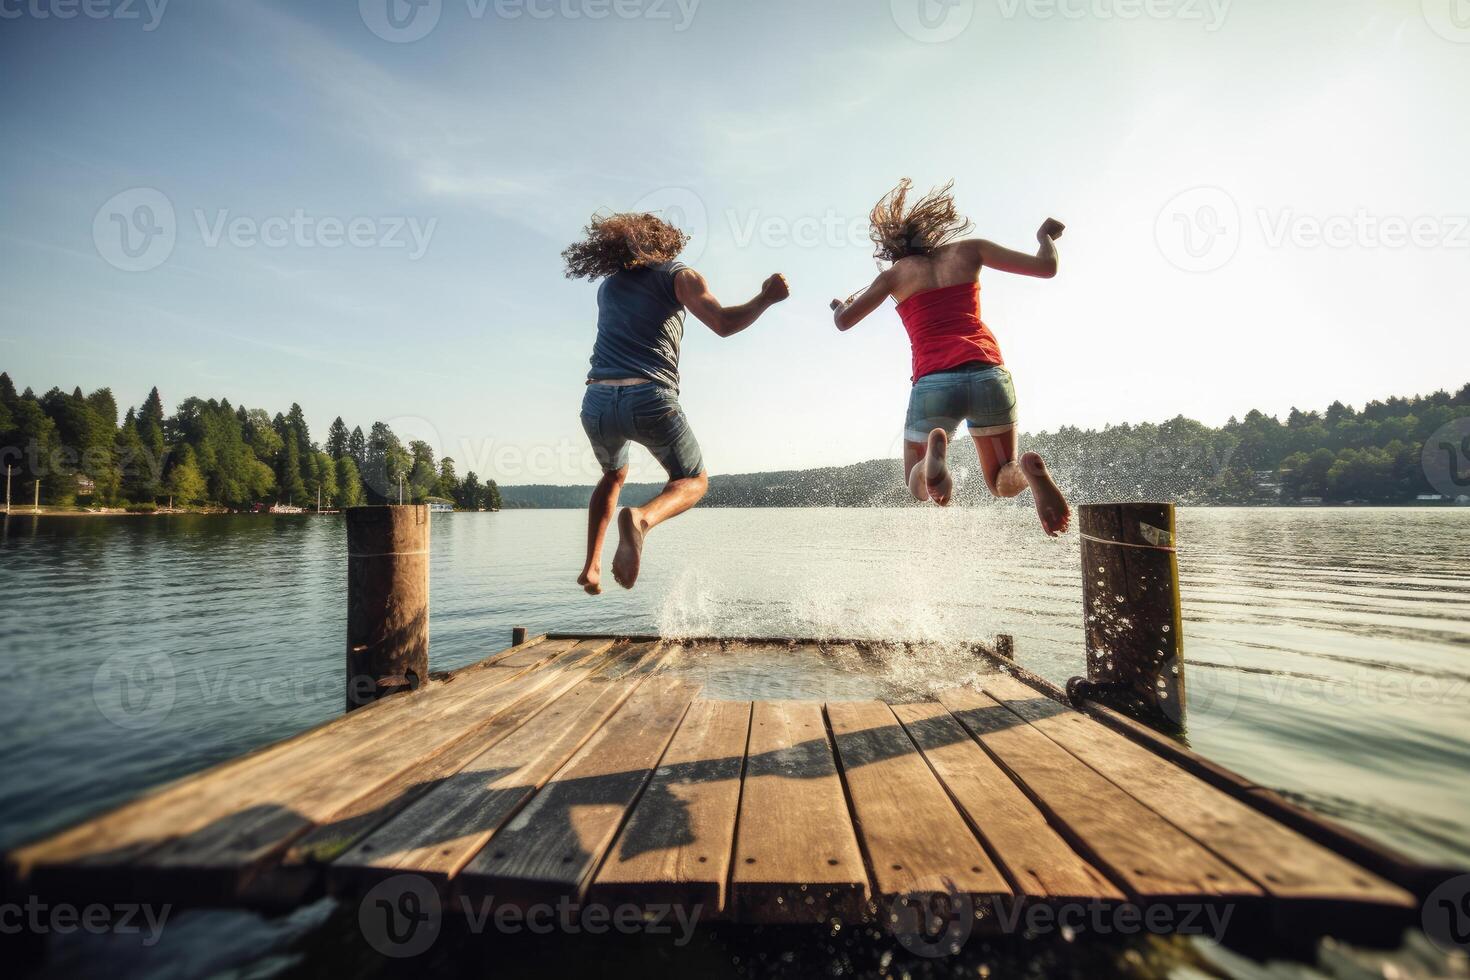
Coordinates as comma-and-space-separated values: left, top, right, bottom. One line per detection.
0, 371, 18, 406
348, 426, 367, 470
336, 456, 365, 508
279, 439, 308, 504
284, 403, 312, 460
326, 417, 350, 460
436, 456, 459, 500
313, 451, 338, 507
458, 471, 483, 510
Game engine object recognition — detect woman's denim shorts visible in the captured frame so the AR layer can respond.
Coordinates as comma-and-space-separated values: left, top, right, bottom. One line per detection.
581, 382, 705, 480
904, 362, 1018, 443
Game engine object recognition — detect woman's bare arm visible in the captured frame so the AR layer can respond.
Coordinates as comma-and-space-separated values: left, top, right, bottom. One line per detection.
676, 269, 789, 338
976, 218, 1065, 279
830, 269, 893, 331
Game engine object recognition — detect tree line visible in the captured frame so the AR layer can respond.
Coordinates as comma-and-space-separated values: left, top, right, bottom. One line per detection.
0, 372, 502, 512
499, 381, 1470, 508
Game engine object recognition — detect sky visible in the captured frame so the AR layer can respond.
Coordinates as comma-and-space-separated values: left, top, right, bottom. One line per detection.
1, 0, 1466, 484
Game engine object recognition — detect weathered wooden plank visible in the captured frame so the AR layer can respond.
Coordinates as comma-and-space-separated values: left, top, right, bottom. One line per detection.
10, 638, 584, 891
281, 641, 664, 885
331, 664, 655, 892
938, 688, 1262, 902
827, 701, 1009, 902
977, 673, 1414, 908
731, 701, 868, 922
589, 700, 751, 914
890, 702, 1124, 903
454, 677, 699, 906
33, 640, 614, 904
134, 641, 622, 884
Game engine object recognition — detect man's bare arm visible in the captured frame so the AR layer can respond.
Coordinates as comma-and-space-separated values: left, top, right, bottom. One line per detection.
676, 269, 789, 338
975, 218, 1065, 279
830, 269, 893, 331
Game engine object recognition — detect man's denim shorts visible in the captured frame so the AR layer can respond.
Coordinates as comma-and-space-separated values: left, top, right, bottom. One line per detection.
904, 362, 1018, 443
581, 382, 705, 480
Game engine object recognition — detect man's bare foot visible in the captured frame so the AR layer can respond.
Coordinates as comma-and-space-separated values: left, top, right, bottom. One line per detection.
924, 428, 953, 506
612, 507, 646, 589
576, 570, 602, 596
1020, 451, 1071, 537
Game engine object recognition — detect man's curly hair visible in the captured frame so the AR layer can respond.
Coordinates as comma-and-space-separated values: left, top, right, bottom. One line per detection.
868, 178, 973, 263
562, 211, 691, 281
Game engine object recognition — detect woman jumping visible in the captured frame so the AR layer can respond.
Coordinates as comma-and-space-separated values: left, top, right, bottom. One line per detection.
565, 211, 789, 592
830, 179, 1071, 536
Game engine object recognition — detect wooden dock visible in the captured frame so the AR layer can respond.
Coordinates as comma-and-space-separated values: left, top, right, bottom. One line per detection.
3, 633, 1432, 941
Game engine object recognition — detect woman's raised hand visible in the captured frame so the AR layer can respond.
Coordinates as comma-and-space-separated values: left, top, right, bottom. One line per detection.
762, 274, 791, 304
1038, 218, 1066, 242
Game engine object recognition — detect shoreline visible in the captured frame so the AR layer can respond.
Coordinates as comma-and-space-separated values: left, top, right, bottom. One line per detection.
5, 502, 1466, 519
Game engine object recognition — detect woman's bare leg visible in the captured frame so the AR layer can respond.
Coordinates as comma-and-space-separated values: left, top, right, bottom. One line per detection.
579, 465, 628, 594
613, 471, 709, 589
971, 427, 1071, 536
905, 429, 954, 505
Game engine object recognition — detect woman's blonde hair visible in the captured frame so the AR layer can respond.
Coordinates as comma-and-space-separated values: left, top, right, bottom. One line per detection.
562, 211, 691, 281
868, 178, 972, 263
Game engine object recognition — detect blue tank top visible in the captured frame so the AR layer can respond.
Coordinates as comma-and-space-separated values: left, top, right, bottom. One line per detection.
588, 261, 689, 392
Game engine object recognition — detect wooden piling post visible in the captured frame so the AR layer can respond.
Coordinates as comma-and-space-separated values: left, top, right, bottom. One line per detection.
512, 626, 528, 646
345, 505, 430, 712
1070, 502, 1186, 732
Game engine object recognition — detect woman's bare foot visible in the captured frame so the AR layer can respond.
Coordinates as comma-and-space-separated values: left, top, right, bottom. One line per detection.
612, 507, 646, 589
576, 570, 602, 596
924, 428, 954, 506
1020, 451, 1071, 537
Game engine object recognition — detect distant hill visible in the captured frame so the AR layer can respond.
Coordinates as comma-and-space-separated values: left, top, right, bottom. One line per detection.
502, 381, 1470, 508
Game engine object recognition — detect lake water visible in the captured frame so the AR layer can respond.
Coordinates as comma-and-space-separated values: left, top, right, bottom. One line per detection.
2, 506, 1468, 977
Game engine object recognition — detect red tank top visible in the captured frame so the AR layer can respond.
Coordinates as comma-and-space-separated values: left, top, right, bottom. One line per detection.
894, 281, 1003, 383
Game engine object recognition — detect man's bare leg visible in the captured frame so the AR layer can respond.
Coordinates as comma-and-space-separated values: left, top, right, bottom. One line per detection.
613, 471, 709, 589
579, 466, 627, 594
